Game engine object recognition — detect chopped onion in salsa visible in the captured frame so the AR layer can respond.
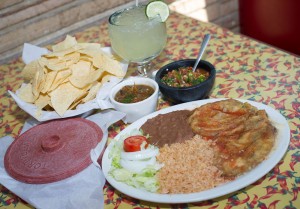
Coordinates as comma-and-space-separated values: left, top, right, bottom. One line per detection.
115, 84, 154, 103
161, 67, 209, 87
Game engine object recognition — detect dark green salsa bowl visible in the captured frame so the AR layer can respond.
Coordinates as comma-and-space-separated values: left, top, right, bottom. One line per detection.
155, 59, 216, 104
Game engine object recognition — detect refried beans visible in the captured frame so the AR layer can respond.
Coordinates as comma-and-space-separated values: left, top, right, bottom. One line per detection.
140, 110, 194, 147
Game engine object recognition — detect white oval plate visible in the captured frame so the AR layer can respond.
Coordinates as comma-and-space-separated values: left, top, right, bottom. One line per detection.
102, 98, 290, 204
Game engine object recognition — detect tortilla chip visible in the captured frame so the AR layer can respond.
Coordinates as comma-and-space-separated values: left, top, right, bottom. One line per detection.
69, 61, 91, 87
32, 67, 45, 99
17, 83, 35, 103
48, 69, 71, 91
52, 35, 77, 52
41, 71, 58, 93
92, 52, 124, 77
50, 82, 84, 116
35, 93, 50, 110
82, 81, 102, 103
22, 60, 41, 82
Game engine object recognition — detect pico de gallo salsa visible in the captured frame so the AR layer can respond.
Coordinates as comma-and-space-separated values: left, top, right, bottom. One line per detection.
161, 66, 209, 87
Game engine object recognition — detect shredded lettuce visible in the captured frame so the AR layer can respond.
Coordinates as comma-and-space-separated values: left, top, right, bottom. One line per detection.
109, 140, 122, 168
111, 168, 133, 181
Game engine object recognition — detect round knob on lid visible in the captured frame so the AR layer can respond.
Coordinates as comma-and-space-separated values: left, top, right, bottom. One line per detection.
41, 135, 63, 152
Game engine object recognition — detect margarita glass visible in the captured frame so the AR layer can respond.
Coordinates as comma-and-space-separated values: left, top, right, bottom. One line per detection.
108, 5, 167, 77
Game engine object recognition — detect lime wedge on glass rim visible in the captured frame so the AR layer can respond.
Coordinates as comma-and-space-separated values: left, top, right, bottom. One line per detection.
146, 1, 170, 22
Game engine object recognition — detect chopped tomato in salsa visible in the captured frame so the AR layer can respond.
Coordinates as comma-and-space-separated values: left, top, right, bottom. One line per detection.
161, 66, 209, 87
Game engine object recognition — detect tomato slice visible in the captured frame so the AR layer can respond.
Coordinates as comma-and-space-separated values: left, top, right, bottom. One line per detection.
123, 135, 149, 152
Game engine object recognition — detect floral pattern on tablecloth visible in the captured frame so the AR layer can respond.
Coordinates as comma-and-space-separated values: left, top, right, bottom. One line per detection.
0, 11, 300, 209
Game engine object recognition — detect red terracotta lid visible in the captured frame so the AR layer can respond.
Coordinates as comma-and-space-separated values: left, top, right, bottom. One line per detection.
4, 118, 103, 184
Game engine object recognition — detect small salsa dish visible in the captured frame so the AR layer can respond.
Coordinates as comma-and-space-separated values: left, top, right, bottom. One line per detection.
114, 84, 155, 104
109, 77, 159, 123
155, 59, 216, 104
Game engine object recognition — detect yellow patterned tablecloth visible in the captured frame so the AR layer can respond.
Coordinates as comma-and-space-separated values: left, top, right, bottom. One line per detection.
1, 12, 300, 209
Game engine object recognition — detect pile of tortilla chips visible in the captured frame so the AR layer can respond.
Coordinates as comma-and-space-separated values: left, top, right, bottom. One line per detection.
17, 35, 125, 116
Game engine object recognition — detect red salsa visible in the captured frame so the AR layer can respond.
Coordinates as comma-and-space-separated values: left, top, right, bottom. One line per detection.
115, 84, 154, 103
161, 66, 209, 87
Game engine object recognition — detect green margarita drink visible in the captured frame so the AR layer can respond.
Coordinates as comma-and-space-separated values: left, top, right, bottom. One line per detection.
109, 4, 168, 76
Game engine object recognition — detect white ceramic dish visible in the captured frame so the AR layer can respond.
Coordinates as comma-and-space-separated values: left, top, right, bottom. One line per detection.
109, 77, 159, 123
102, 98, 290, 203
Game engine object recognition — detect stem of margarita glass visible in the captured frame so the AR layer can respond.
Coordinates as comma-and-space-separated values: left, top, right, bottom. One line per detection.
137, 61, 155, 78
